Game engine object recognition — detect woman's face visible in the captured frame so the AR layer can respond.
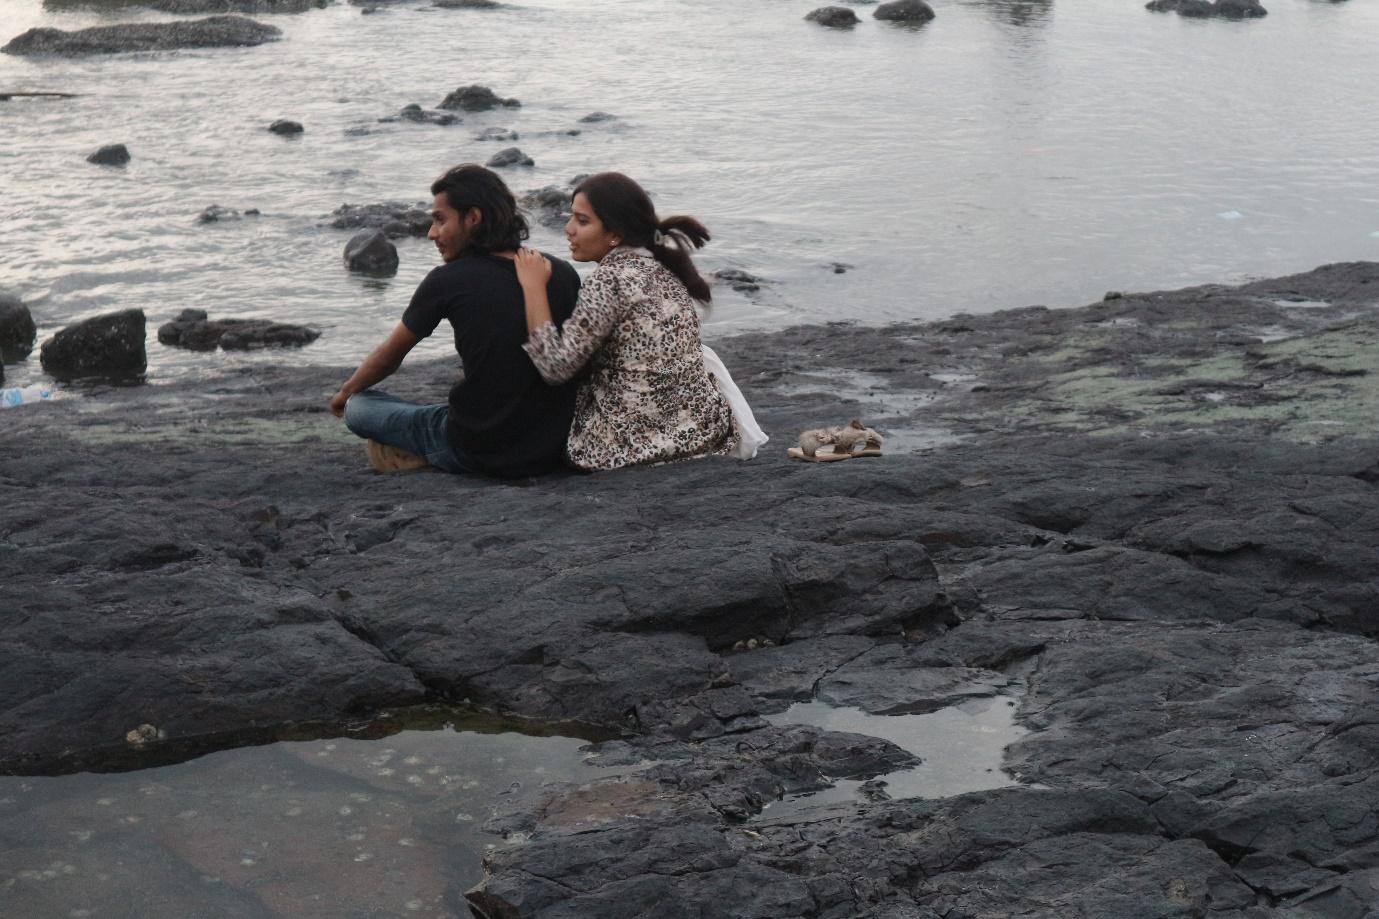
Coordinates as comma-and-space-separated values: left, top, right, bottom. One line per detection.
565, 193, 620, 262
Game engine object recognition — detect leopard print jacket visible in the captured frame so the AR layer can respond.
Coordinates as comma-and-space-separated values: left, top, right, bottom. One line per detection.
522, 246, 736, 471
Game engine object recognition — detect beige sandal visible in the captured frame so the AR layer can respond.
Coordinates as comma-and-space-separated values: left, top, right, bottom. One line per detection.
365, 439, 430, 472
787, 420, 883, 462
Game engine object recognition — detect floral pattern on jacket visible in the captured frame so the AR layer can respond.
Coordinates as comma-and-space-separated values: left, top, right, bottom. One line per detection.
522, 246, 735, 470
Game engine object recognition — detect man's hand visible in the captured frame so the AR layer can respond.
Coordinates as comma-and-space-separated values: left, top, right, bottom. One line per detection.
515, 248, 553, 290
329, 387, 351, 418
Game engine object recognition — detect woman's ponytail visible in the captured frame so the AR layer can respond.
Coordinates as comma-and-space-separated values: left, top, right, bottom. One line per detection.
649, 215, 712, 303
574, 172, 715, 304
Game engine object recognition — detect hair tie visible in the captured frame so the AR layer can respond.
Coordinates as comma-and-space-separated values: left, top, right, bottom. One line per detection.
652, 229, 667, 246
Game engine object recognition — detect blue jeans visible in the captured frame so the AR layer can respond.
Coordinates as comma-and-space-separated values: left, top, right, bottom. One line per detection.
343, 389, 475, 473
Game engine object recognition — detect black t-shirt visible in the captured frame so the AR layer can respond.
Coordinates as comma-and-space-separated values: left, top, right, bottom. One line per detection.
401, 251, 580, 478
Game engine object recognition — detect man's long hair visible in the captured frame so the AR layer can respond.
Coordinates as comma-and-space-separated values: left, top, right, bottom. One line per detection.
431, 164, 530, 253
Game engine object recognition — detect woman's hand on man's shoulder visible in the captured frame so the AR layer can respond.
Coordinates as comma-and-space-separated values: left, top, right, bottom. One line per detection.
514, 247, 553, 289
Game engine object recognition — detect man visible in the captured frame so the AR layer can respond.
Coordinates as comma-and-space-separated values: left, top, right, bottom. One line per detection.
330, 164, 581, 477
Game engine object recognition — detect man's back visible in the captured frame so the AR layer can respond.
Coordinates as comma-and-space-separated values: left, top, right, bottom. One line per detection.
402, 251, 581, 477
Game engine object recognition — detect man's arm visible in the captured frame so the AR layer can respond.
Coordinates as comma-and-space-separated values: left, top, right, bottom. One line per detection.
329, 322, 421, 417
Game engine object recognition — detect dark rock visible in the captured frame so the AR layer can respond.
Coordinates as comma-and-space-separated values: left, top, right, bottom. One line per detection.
577, 111, 617, 123
486, 146, 533, 168
198, 204, 240, 222
475, 126, 517, 141
38, 309, 146, 380
0, 293, 38, 363
874, 0, 935, 21
714, 267, 764, 293
4, 262, 1379, 917
433, 0, 499, 7
437, 83, 520, 112
2, 15, 281, 55
42, 0, 322, 10
518, 185, 570, 228
329, 201, 430, 238
343, 229, 399, 277
268, 118, 303, 135
86, 143, 130, 166
806, 6, 861, 27
1146, 0, 1266, 16
379, 103, 458, 126
157, 308, 320, 351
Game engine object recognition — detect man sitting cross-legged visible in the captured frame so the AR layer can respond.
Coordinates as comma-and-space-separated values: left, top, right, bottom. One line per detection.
330, 164, 581, 477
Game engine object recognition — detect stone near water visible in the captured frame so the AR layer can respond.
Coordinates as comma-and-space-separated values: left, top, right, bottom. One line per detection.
343, 230, 400, 277
486, 146, 533, 168
42, 0, 323, 10
437, 84, 520, 112
1, 15, 281, 56
520, 185, 570, 228
1146, 0, 1266, 16
434, 0, 500, 7
379, 103, 457, 126
873, 0, 936, 22
268, 118, 303, 135
87, 143, 130, 166
157, 308, 320, 351
0, 292, 37, 362
578, 111, 617, 124
713, 268, 764, 293
198, 204, 242, 222
475, 126, 517, 141
806, 6, 861, 27
38, 308, 146, 380
329, 201, 430, 238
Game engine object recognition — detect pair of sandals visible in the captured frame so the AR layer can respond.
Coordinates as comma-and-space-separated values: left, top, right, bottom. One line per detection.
787, 419, 883, 462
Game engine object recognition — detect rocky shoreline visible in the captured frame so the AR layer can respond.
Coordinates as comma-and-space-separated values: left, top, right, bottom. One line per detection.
2, 262, 1377, 917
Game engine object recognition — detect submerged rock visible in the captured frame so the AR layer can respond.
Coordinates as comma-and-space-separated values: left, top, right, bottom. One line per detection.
38, 309, 146, 380
475, 126, 517, 141
438, 84, 520, 112
0, 292, 37, 362
578, 111, 617, 124
520, 185, 570, 228
874, 0, 936, 22
713, 268, 765, 294
2, 15, 281, 55
486, 146, 533, 168
157, 308, 320, 351
329, 201, 431, 238
806, 6, 861, 27
433, 0, 500, 7
86, 143, 130, 166
379, 103, 457, 126
1146, 0, 1266, 16
267, 118, 303, 135
42, 0, 322, 10
343, 230, 399, 277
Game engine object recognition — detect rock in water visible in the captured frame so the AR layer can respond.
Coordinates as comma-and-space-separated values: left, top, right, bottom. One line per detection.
1213, 0, 1267, 17
329, 202, 431, 238
158, 309, 320, 351
0, 293, 37, 362
438, 84, 520, 112
2, 16, 281, 56
268, 118, 303, 135
873, 0, 936, 22
433, 0, 500, 7
87, 144, 130, 166
343, 230, 400, 277
520, 185, 571, 229
806, 6, 860, 27
486, 146, 533, 168
39, 309, 146, 380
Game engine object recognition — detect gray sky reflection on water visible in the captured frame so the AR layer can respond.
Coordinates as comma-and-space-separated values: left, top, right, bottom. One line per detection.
0, 723, 603, 918
760, 696, 1027, 819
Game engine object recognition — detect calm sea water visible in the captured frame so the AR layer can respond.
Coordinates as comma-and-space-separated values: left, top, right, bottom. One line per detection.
2, 0, 1377, 390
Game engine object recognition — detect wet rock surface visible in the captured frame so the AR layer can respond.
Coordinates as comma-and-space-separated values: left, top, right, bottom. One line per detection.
343, 228, 400, 276
1147, 0, 1268, 17
439, 84, 520, 112
3, 263, 1378, 916
37, 308, 146, 379
0, 292, 37, 362
2, 15, 282, 55
874, 0, 936, 23
329, 200, 431, 238
806, 6, 861, 27
156, 308, 321, 350
85, 143, 130, 166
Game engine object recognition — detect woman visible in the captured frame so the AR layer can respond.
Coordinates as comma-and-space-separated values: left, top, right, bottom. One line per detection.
514, 172, 747, 471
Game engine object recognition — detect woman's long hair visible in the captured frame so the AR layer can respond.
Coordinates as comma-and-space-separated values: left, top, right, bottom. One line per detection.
573, 172, 712, 303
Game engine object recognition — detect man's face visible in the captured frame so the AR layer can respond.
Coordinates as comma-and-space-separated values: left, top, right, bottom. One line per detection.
428, 194, 479, 262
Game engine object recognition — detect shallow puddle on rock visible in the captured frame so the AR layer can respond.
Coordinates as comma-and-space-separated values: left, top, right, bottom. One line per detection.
0, 711, 612, 919
759, 696, 1026, 820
